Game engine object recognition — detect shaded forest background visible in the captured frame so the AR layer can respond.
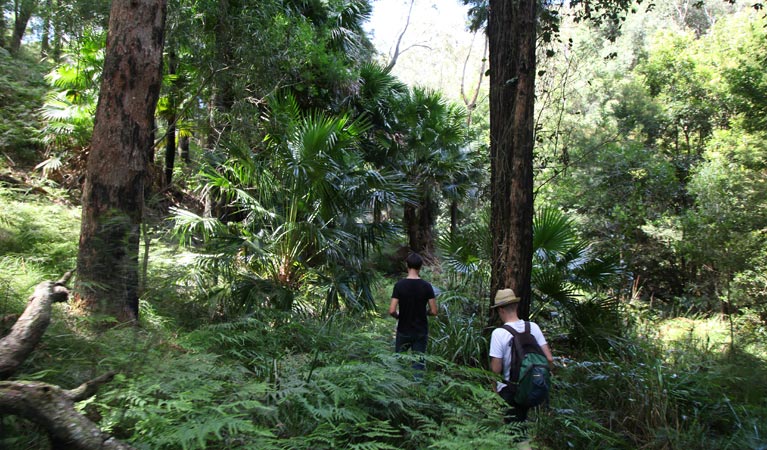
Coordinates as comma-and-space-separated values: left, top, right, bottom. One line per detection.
1, 0, 766, 448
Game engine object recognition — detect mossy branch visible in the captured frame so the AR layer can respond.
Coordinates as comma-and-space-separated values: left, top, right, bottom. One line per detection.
0, 271, 134, 449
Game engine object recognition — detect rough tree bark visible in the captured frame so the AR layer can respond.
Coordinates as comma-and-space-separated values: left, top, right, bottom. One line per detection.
403, 196, 435, 258
488, 0, 536, 321
9, 0, 36, 55
0, 273, 134, 449
75, 0, 167, 322
51, 0, 63, 61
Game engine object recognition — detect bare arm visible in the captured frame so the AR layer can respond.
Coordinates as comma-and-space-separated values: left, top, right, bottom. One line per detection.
388, 298, 399, 319
490, 357, 503, 392
428, 298, 437, 316
541, 343, 554, 369
490, 357, 502, 376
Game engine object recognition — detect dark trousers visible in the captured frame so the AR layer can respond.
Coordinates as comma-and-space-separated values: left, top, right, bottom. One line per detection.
498, 384, 529, 422
395, 332, 427, 372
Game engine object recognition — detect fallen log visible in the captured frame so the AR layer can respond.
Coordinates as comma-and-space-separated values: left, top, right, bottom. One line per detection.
0, 271, 73, 379
0, 375, 133, 450
0, 272, 135, 449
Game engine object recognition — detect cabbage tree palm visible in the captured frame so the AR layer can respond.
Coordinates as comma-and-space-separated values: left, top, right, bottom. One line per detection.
353, 66, 484, 246
531, 207, 625, 350
351, 63, 409, 169
174, 93, 411, 316
395, 87, 473, 257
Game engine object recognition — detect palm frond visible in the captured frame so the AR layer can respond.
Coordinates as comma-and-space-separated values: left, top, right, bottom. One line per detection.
170, 208, 228, 244
532, 265, 579, 308
533, 206, 577, 258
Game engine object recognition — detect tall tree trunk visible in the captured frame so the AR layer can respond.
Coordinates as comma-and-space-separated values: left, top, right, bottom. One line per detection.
40, 0, 51, 57
488, 0, 536, 321
417, 193, 436, 258
51, 0, 62, 60
0, 0, 6, 49
75, 0, 167, 323
164, 49, 178, 186
404, 194, 436, 258
404, 202, 420, 252
206, 0, 236, 150
10, 0, 36, 55
179, 134, 190, 163
165, 121, 177, 186
450, 199, 459, 237
203, 0, 236, 218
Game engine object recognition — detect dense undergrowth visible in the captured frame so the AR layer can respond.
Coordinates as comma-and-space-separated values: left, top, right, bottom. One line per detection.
0, 48, 49, 166
1, 190, 766, 449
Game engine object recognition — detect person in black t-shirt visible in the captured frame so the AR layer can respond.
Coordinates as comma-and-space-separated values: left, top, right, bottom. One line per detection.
388, 253, 437, 371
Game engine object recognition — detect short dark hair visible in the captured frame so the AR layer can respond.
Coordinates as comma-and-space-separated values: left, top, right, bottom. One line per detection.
500, 302, 518, 313
406, 252, 423, 270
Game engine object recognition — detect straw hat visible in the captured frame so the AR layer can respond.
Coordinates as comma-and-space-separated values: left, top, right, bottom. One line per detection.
491, 288, 521, 308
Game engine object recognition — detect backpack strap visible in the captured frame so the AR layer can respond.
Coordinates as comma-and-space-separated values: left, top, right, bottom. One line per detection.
501, 321, 529, 339
501, 322, 529, 383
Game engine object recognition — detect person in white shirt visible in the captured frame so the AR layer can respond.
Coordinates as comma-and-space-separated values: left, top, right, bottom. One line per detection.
488, 288, 554, 422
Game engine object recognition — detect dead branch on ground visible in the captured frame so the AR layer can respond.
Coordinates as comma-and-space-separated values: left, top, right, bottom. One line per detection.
0, 271, 135, 449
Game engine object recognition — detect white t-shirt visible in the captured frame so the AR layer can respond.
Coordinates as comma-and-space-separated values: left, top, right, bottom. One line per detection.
489, 320, 547, 392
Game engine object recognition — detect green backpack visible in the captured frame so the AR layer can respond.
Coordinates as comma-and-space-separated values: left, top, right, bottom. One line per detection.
502, 322, 551, 408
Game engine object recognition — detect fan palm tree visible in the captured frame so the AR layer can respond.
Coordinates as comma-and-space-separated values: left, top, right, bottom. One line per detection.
531, 206, 623, 316
531, 207, 626, 351
351, 63, 409, 167
324, 0, 375, 61
394, 87, 473, 257
173, 93, 411, 316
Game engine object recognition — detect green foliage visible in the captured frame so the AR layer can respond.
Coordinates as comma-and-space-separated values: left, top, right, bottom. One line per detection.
435, 209, 491, 291
53, 309, 518, 450
536, 314, 767, 449
39, 31, 104, 152
0, 191, 79, 298
716, 13, 767, 133
101, 353, 277, 450
0, 48, 48, 162
173, 93, 410, 317
268, 348, 514, 450
430, 290, 488, 367
531, 207, 623, 321
565, 296, 628, 353
637, 30, 718, 157
5, 3, 767, 450
49, 0, 112, 39
2, 183, 766, 449
394, 87, 477, 238
681, 124, 767, 313
538, 6, 767, 314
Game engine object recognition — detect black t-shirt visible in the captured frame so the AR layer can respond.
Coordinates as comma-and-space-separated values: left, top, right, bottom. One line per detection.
391, 278, 435, 334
